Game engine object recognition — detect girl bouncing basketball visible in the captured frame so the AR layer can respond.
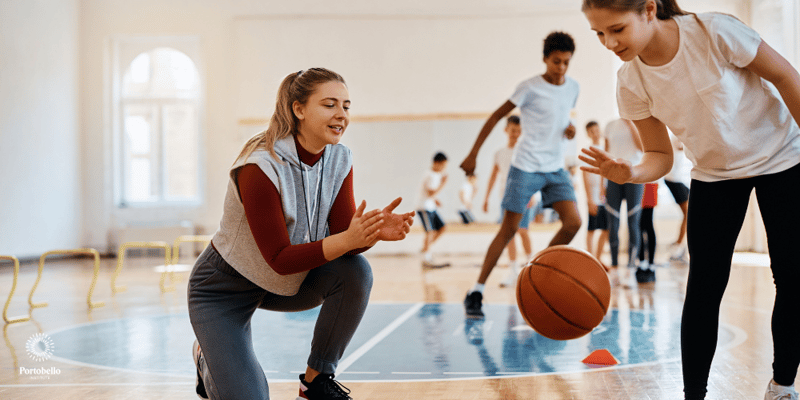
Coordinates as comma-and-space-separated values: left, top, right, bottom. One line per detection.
581, 1, 800, 399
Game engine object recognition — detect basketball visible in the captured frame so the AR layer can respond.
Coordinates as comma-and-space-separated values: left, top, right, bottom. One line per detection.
516, 245, 610, 340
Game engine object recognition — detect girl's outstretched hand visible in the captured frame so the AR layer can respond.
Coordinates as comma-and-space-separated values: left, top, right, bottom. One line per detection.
579, 146, 633, 184
347, 200, 384, 248
377, 197, 415, 242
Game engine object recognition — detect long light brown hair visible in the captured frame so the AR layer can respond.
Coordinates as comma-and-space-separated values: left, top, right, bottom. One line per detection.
582, 0, 688, 20
235, 68, 346, 164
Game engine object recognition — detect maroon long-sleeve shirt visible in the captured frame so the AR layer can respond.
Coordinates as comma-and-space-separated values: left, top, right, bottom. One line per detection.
236, 139, 365, 276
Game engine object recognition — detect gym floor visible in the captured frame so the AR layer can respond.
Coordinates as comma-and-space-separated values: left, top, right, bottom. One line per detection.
0, 229, 781, 400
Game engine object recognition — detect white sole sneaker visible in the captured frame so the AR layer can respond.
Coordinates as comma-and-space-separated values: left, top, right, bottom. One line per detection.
193, 340, 209, 399
499, 271, 518, 288
765, 379, 799, 400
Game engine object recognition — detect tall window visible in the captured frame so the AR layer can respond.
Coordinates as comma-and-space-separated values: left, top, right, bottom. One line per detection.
113, 39, 202, 207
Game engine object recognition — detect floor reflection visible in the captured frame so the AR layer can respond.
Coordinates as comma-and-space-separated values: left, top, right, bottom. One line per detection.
35, 301, 736, 382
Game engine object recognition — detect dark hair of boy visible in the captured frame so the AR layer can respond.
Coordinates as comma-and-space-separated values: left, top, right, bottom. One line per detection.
543, 31, 576, 57
586, 121, 599, 129
433, 152, 448, 163
507, 115, 521, 125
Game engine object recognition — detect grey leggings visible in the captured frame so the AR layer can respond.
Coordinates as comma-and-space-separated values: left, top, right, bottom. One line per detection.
605, 181, 644, 267
188, 245, 373, 400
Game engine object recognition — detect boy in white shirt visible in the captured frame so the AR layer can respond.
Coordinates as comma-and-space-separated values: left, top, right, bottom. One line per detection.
461, 31, 582, 318
418, 152, 450, 268
582, 121, 609, 266
458, 174, 478, 224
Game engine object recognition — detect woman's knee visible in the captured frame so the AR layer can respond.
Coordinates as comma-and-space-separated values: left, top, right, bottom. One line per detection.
330, 254, 373, 294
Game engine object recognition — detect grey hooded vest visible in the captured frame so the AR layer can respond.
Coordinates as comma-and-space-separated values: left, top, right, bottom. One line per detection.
211, 134, 353, 295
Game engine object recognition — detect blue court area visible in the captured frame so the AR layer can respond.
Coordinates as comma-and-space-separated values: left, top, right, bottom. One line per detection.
46, 303, 738, 382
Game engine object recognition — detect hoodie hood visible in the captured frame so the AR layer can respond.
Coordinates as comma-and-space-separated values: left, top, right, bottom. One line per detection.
273, 134, 302, 168
273, 134, 329, 169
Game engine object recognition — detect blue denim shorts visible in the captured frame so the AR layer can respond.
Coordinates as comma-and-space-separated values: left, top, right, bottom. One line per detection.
497, 204, 534, 228
500, 166, 576, 214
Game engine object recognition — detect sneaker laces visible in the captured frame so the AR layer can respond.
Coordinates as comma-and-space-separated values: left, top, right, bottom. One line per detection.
320, 375, 352, 399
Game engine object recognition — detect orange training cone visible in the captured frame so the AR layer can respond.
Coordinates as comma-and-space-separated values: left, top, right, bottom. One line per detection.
582, 349, 619, 366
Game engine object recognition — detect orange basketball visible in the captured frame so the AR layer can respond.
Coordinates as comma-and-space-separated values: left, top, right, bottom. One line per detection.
516, 245, 610, 340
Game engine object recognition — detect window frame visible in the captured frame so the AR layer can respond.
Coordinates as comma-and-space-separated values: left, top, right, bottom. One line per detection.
109, 36, 205, 209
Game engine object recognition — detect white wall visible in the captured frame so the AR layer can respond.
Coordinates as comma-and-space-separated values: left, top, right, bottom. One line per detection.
0, 0, 80, 258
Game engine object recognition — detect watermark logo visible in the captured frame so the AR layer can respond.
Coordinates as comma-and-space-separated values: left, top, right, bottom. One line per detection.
21, 333, 60, 379
25, 333, 55, 362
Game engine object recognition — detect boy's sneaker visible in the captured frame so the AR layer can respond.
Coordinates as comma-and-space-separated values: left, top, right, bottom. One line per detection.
635, 267, 656, 283
193, 340, 209, 399
499, 269, 519, 288
464, 291, 484, 318
297, 373, 352, 400
422, 260, 451, 269
765, 380, 799, 400
670, 244, 688, 263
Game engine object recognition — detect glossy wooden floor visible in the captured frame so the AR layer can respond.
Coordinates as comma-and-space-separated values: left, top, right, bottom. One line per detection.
0, 230, 784, 400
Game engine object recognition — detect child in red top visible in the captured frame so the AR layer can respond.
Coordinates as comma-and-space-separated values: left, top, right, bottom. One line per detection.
636, 182, 658, 283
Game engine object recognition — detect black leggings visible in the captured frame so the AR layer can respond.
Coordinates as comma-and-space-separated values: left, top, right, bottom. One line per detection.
682, 163, 800, 399
639, 208, 656, 264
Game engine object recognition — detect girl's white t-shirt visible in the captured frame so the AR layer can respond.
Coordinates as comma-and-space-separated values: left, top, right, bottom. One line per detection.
493, 146, 514, 194
459, 181, 474, 210
418, 170, 444, 211
617, 12, 800, 182
585, 171, 603, 204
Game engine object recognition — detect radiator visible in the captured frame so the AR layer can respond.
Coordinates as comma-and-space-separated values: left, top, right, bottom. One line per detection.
109, 221, 196, 255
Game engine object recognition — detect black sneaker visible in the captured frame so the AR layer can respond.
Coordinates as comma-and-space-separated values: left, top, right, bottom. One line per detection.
298, 373, 352, 400
635, 268, 656, 283
464, 291, 484, 318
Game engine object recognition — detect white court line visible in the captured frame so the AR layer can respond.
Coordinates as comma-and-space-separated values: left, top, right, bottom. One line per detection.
336, 302, 424, 374
392, 371, 431, 375
338, 371, 380, 375
45, 354, 193, 379
443, 372, 483, 375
